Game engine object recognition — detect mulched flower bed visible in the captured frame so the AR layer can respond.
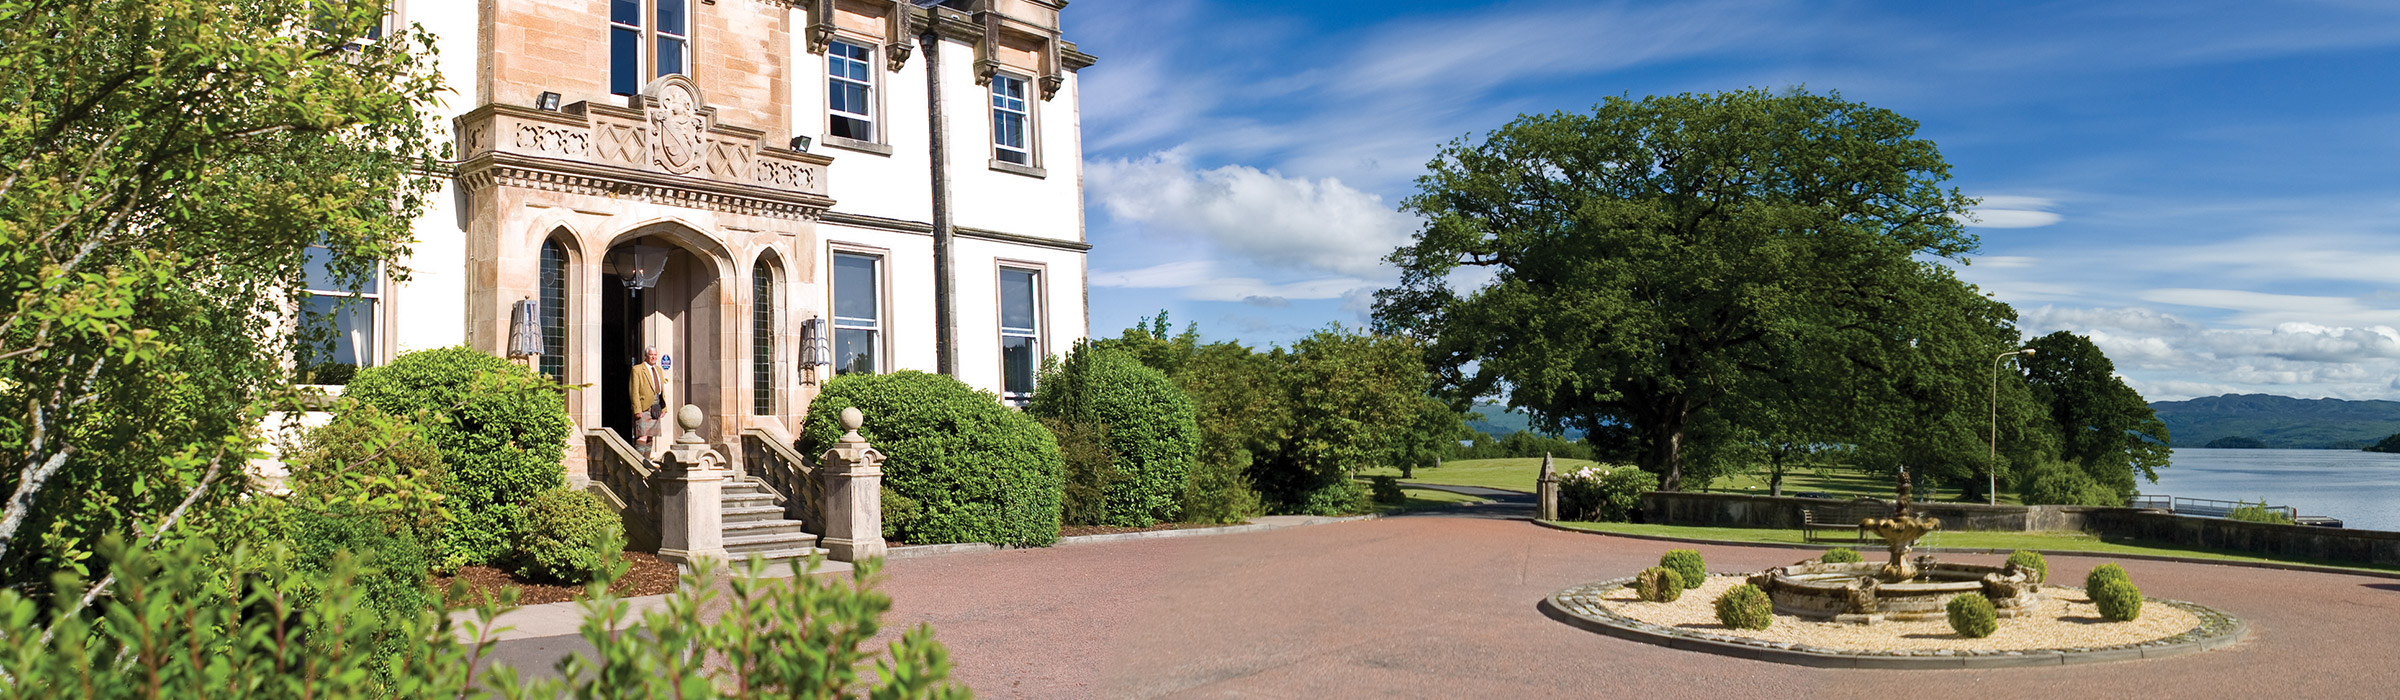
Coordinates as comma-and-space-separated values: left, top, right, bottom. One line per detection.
434, 551, 680, 606
1058, 522, 1212, 538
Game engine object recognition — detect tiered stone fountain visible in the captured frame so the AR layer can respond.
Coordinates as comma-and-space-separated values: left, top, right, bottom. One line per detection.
1745, 469, 2043, 622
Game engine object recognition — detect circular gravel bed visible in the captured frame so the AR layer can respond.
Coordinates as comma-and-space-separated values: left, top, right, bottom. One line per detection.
1546, 573, 2245, 668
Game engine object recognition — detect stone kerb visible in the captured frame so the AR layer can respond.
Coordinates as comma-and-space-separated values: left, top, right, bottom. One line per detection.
818, 407, 888, 562
655, 404, 729, 569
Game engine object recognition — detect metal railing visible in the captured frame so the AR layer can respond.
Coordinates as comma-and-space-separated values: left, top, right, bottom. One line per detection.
586, 428, 663, 551
742, 428, 824, 535
2129, 495, 2298, 521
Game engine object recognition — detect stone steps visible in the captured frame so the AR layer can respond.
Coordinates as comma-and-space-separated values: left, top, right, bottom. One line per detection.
714, 478, 824, 565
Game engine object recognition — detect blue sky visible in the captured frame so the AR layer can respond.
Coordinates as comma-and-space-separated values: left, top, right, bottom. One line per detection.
1064, 0, 2400, 402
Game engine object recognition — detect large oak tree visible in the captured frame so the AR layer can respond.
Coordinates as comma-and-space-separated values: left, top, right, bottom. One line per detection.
1374, 88, 2001, 491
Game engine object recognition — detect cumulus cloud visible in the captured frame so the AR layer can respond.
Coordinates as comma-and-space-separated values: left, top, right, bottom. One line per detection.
1955, 195, 2062, 229
2018, 305, 2400, 400
1087, 151, 1422, 279
1089, 260, 1375, 304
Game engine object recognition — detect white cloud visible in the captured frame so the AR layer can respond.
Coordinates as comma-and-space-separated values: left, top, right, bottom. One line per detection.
1087, 151, 1421, 278
2018, 305, 2400, 400
1956, 195, 2062, 229
1089, 259, 1375, 304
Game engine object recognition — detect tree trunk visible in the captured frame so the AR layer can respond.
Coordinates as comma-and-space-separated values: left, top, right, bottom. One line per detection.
1649, 406, 1690, 492
1770, 461, 1784, 497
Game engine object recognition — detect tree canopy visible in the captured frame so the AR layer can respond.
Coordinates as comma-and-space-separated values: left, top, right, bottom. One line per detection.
0, 0, 445, 587
1375, 88, 2008, 491
2020, 330, 2170, 502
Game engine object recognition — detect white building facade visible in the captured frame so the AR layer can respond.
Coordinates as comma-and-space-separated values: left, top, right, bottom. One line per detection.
319, 0, 1094, 477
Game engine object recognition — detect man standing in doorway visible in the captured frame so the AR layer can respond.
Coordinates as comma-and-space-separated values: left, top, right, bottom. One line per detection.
631, 345, 669, 456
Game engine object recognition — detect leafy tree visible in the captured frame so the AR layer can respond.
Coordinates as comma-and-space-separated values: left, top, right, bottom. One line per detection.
1030, 341, 1200, 526
1390, 394, 1472, 477
1271, 327, 1425, 514
2020, 331, 2169, 502
1376, 88, 1983, 491
0, 0, 445, 591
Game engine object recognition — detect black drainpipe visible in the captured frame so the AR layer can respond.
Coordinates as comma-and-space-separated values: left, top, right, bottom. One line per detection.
921, 26, 957, 377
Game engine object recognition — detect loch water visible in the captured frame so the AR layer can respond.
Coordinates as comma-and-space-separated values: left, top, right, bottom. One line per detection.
2149, 448, 2400, 532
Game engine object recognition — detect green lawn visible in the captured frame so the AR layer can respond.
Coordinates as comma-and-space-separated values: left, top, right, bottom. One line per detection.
1376, 487, 1493, 514
1361, 457, 1603, 493
1551, 521, 2400, 574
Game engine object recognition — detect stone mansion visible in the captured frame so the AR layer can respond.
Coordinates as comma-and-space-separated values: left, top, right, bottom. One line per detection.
300, 0, 1095, 476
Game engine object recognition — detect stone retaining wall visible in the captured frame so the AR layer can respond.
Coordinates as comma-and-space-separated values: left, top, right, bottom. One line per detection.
1638, 491, 2400, 567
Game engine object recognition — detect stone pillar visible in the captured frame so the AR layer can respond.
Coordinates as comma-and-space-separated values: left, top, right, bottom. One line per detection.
1537, 452, 1559, 521
654, 404, 728, 569
819, 407, 887, 562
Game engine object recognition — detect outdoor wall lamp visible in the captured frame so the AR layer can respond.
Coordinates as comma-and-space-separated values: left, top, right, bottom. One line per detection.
789, 135, 813, 153
536, 91, 562, 111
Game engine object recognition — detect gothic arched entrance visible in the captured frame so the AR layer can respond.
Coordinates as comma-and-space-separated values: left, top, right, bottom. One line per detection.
599, 222, 735, 453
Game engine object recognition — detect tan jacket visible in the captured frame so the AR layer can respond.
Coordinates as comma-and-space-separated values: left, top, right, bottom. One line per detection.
631, 361, 668, 414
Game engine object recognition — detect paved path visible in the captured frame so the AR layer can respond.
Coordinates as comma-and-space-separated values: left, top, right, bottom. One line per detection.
878, 508, 2400, 699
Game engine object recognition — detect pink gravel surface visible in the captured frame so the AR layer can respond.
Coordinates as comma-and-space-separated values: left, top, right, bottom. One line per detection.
875, 513, 2400, 699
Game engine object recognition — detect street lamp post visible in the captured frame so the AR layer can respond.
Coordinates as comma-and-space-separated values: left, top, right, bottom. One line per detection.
1990, 348, 2037, 505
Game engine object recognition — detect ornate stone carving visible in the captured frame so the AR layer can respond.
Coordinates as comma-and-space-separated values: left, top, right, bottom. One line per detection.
595, 123, 647, 165
706, 140, 753, 179
649, 82, 707, 175
754, 161, 817, 189
516, 124, 589, 156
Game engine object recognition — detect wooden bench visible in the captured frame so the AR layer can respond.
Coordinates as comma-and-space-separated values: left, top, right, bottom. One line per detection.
1801, 504, 1870, 543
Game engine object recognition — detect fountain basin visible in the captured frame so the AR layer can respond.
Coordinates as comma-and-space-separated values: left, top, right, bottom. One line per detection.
1745, 559, 2042, 622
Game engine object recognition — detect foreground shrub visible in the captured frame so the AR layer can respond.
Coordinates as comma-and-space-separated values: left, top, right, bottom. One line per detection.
345, 346, 569, 566
2086, 562, 2131, 592
1714, 584, 1773, 630
514, 489, 626, 585
2017, 459, 2123, 506
1178, 448, 1263, 525
2091, 577, 2144, 621
1558, 465, 1656, 522
0, 538, 967, 698
1635, 566, 1684, 602
1946, 593, 1999, 638
1032, 343, 1201, 526
2007, 550, 2048, 582
1369, 475, 1407, 505
802, 371, 1063, 546
270, 402, 453, 679
1820, 547, 1863, 564
1660, 549, 1706, 589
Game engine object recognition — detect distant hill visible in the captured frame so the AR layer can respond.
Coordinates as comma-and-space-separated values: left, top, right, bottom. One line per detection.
2150, 394, 2400, 449
1467, 402, 1585, 439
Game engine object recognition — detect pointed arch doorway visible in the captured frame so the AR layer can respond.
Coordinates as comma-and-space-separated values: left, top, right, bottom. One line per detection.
599, 223, 734, 451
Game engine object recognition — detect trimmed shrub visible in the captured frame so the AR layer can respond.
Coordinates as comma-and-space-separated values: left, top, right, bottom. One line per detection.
1635, 566, 1684, 602
1946, 593, 1999, 638
1040, 416, 1121, 527
2007, 550, 2049, 583
882, 490, 923, 542
2085, 562, 2131, 592
801, 371, 1063, 547
1714, 584, 1773, 630
1660, 549, 1706, 589
514, 488, 626, 585
2091, 577, 2143, 621
1821, 547, 1863, 564
344, 346, 569, 566
1558, 465, 1656, 522
1369, 475, 1407, 505
1178, 447, 1262, 525
1031, 343, 1201, 526
2018, 459, 2123, 506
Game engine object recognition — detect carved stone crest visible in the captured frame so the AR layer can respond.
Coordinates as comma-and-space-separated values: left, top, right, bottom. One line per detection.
650, 82, 706, 175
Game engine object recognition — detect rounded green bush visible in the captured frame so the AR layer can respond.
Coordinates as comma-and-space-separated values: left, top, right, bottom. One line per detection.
1635, 566, 1684, 603
513, 488, 625, 585
801, 371, 1064, 547
1946, 593, 1999, 638
1713, 584, 1773, 630
1660, 549, 1706, 589
2091, 578, 2143, 622
2085, 562, 2131, 592
1031, 344, 1200, 526
2007, 550, 2049, 583
1820, 547, 1863, 564
345, 346, 569, 566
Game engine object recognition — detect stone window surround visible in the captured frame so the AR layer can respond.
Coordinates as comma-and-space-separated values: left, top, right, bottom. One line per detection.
826, 242, 893, 377
994, 259, 1046, 404
987, 71, 1040, 177
751, 254, 782, 416
824, 36, 882, 150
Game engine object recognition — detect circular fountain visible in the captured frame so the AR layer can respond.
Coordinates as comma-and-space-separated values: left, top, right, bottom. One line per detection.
1745, 468, 2043, 622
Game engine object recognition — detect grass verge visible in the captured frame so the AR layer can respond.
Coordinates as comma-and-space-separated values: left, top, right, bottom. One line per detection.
1377, 487, 1493, 514
1360, 457, 1602, 493
1550, 521, 2400, 575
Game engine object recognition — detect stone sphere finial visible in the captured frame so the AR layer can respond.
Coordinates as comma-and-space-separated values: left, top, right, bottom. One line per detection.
676, 404, 706, 444
840, 406, 864, 432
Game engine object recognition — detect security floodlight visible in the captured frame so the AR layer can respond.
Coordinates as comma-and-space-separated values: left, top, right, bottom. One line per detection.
789, 135, 813, 152
536, 91, 562, 111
